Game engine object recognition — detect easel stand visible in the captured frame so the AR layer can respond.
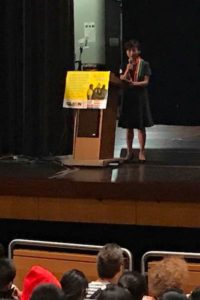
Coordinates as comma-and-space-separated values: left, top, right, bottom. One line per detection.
63, 73, 124, 167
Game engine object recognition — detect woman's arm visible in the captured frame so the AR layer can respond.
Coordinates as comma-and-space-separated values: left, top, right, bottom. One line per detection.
120, 63, 132, 81
131, 75, 150, 87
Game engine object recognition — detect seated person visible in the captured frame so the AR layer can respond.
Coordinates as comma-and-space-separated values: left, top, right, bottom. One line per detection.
86, 243, 124, 299
60, 269, 88, 300
0, 258, 21, 300
97, 284, 133, 300
21, 265, 61, 300
161, 289, 187, 300
118, 270, 149, 300
30, 283, 64, 300
148, 256, 188, 299
189, 286, 200, 300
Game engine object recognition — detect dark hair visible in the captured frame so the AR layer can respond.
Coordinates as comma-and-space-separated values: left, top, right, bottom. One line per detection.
189, 287, 200, 300
97, 244, 123, 279
0, 258, 16, 290
60, 269, 88, 300
124, 39, 141, 51
160, 290, 187, 300
0, 286, 15, 299
118, 271, 147, 300
30, 283, 64, 300
97, 284, 133, 300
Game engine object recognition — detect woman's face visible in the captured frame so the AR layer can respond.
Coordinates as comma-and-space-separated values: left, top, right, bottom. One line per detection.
126, 47, 140, 59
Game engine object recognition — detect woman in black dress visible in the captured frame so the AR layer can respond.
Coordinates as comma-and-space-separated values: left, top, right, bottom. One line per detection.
119, 39, 153, 162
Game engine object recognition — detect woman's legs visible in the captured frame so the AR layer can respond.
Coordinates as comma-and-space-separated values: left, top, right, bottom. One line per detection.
126, 128, 134, 158
138, 128, 146, 161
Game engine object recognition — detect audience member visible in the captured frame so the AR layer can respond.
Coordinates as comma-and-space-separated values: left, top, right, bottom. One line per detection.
189, 287, 200, 300
86, 243, 124, 298
148, 256, 188, 299
60, 269, 88, 300
21, 265, 60, 300
118, 270, 148, 300
160, 289, 187, 300
0, 258, 21, 300
97, 284, 133, 300
30, 283, 64, 300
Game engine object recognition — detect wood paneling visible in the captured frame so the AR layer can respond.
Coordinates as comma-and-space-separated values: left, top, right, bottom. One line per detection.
13, 249, 97, 289
0, 196, 38, 220
38, 197, 136, 224
136, 201, 200, 228
1, 195, 200, 228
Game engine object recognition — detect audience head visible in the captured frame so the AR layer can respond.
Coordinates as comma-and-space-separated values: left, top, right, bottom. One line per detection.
30, 283, 64, 300
118, 270, 147, 300
189, 287, 200, 300
21, 265, 61, 300
97, 243, 124, 283
160, 289, 187, 300
60, 269, 88, 300
148, 256, 188, 299
0, 258, 16, 298
97, 284, 133, 300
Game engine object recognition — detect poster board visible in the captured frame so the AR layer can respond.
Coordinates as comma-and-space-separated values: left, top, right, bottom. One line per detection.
63, 71, 110, 109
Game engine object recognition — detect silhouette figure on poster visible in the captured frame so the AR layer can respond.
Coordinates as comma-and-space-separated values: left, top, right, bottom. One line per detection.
87, 84, 94, 100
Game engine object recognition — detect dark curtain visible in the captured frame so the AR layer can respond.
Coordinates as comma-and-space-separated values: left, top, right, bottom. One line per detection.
122, 0, 200, 125
105, 0, 121, 74
1, 1, 23, 154
1, 0, 74, 156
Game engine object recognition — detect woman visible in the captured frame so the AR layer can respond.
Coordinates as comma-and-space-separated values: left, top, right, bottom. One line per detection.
119, 39, 153, 162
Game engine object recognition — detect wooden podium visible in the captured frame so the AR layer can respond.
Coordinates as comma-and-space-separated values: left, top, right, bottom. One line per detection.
64, 73, 123, 167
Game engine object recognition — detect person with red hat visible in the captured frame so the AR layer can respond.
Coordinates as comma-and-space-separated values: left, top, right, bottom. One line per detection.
21, 265, 61, 300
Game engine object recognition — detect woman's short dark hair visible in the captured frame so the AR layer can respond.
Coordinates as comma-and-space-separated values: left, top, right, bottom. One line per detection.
124, 39, 141, 51
60, 269, 88, 300
118, 271, 147, 300
97, 284, 133, 300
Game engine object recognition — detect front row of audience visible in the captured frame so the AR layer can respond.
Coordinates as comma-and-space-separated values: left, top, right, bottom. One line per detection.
1, 243, 200, 300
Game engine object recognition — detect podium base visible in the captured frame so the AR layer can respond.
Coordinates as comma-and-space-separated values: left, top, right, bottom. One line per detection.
57, 156, 124, 167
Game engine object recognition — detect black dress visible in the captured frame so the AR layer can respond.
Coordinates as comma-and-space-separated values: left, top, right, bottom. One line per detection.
118, 59, 154, 129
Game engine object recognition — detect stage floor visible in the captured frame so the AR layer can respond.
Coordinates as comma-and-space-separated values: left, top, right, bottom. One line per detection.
0, 125, 199, 183
0, 125, 200, 228
1, 125, 200, 265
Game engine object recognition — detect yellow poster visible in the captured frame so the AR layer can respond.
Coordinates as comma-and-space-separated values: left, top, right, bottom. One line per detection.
63, 71, 110, 109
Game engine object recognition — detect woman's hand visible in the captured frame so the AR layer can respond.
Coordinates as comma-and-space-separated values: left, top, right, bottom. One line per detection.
120, 74, 126, 80
130, 75, 149, 87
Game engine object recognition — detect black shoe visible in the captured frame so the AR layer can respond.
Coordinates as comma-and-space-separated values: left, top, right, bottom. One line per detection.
138, 152, 146, 163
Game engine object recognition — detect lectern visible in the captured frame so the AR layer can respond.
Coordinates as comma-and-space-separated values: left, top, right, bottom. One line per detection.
66, 73, 123, 166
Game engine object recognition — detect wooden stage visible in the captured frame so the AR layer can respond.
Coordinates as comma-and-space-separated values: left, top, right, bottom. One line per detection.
0, 125, 200, 229
0, 125, 200, 269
